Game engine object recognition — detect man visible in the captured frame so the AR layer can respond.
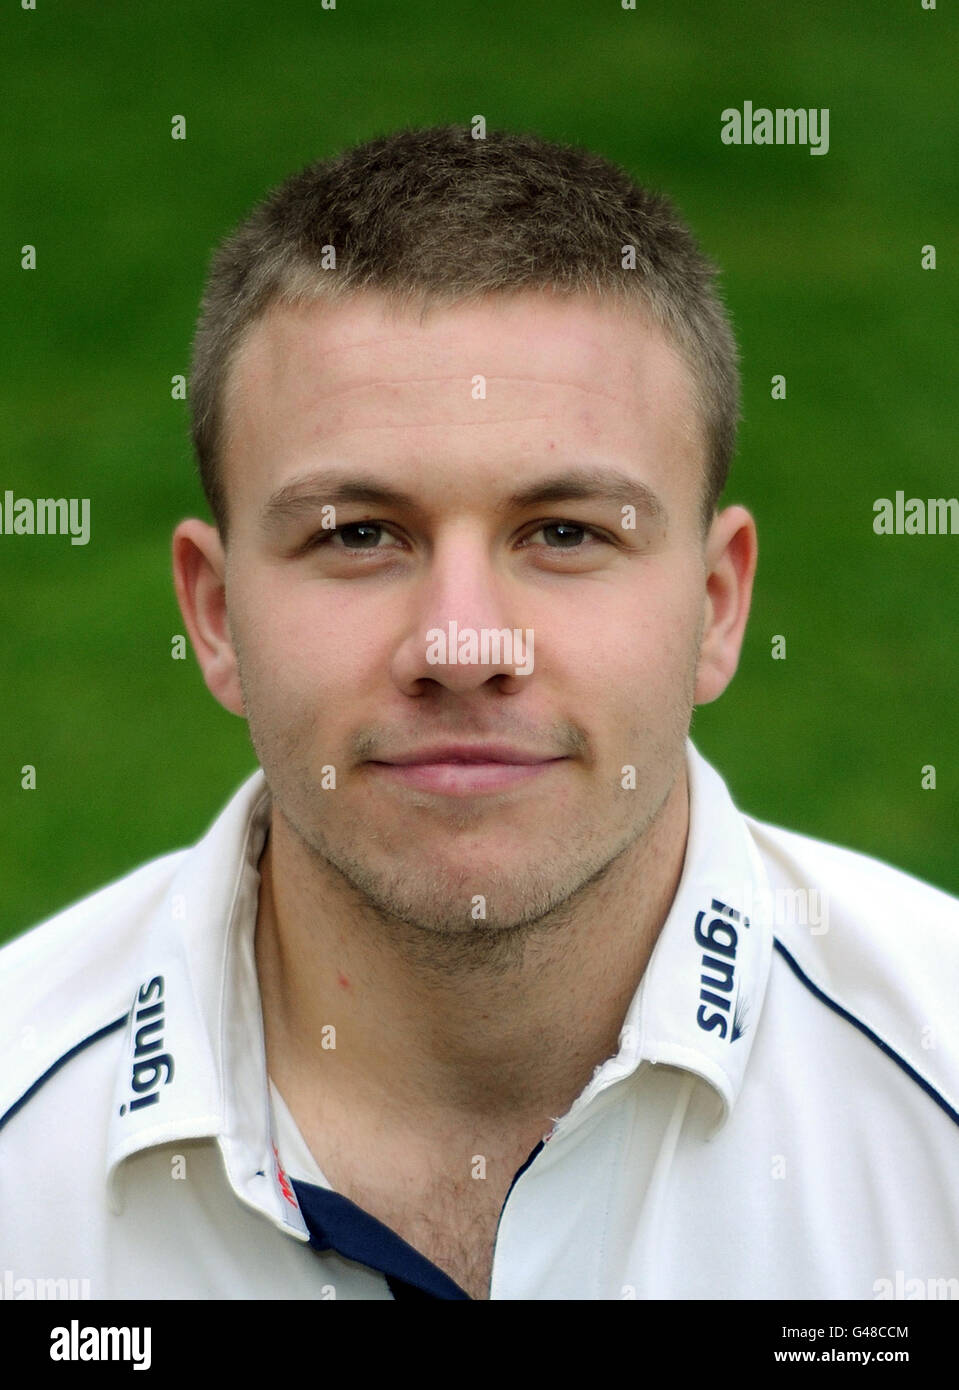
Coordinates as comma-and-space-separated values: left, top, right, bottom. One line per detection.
2, 125, 957, 1302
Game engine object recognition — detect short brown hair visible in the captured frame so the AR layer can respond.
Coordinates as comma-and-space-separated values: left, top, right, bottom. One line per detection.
188, 124, 740, 535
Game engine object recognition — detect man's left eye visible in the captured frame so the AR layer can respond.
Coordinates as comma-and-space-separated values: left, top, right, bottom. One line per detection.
524, 522, 605, 548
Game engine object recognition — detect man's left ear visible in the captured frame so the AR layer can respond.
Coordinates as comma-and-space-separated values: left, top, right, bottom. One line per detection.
694, 505, 758, 706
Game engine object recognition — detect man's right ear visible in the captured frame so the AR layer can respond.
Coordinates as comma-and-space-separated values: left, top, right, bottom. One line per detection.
171, 519, 245, 717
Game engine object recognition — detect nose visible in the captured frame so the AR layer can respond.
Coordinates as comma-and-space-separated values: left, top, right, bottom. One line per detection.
390, 528, 534, 695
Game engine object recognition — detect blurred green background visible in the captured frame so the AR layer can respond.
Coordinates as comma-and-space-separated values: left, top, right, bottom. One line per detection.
1, 0, 956, 942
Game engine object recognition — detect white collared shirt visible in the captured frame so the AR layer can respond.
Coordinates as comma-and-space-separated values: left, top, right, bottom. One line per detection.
2, 742, 958, 1300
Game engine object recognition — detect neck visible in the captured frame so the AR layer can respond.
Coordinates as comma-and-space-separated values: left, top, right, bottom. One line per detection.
254, 769, 689, 1132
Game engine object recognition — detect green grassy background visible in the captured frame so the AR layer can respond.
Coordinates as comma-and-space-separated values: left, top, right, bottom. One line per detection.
1, 0, 956, 942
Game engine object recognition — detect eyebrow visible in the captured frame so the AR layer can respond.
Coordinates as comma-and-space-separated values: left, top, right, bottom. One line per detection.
260, 465, 668, 532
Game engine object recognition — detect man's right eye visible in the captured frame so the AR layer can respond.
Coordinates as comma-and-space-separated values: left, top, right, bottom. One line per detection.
309, 522, 392, 550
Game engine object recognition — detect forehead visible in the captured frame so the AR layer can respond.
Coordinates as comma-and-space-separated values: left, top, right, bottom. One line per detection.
221, 290, 706, 528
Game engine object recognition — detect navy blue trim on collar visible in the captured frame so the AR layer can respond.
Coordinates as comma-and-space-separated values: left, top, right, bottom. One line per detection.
773, 938, 959, 1131
0, 1013, 129, 1134
290, 1179, 471, 1299
291, 1139, 546, 1300
385, 1274, 446, 1300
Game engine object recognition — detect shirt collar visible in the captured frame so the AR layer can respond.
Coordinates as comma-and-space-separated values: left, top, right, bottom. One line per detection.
105, 769, 308, 1238
565, 740, 775, 1134
106, 740, 773, 1215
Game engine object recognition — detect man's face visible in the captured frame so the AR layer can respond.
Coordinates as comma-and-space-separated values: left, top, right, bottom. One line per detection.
211, 290, 719, 933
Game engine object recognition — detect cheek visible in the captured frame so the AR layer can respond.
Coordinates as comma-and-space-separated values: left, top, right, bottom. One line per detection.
231, 575, 387, 723
555, 576, 700, 705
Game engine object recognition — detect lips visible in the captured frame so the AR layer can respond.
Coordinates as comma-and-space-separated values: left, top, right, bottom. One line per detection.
375, 744, 560, 766
367, 744, 566, 796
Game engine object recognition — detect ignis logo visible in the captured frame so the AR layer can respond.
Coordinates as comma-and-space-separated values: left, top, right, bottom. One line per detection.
695, 899, 749, 1042
120, 976, 174, 1115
